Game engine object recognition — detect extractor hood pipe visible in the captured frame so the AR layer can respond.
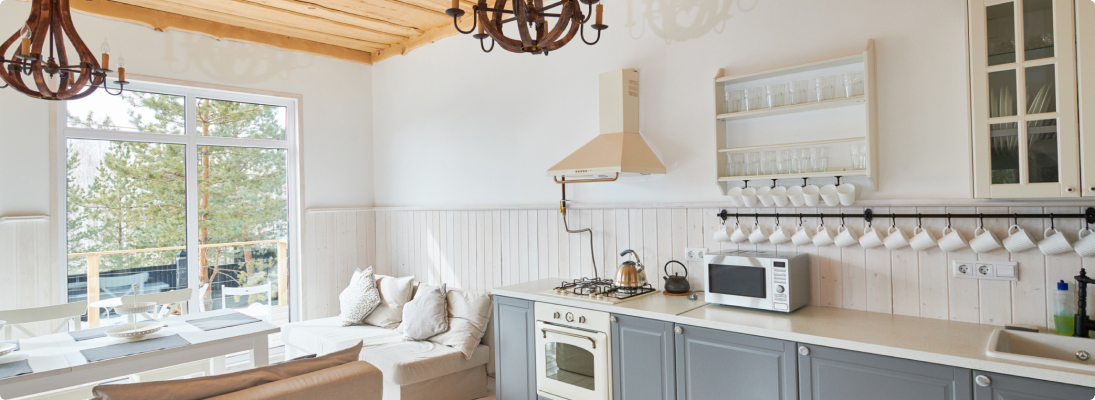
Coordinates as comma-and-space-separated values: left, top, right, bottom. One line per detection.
558, 176, 600, 280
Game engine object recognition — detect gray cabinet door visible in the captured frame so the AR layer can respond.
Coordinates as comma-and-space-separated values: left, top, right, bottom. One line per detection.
972, 370, 1095, 399
797, 344, 972, 400
674, 324, 797, 400
611, 314, 675, 400
494, 296, 537, 400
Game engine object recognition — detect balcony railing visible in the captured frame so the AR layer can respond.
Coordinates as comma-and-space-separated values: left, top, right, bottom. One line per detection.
68, 239, 288, 328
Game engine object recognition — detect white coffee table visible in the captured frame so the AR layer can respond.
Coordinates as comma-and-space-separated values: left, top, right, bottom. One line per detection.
0, 309, 279, 399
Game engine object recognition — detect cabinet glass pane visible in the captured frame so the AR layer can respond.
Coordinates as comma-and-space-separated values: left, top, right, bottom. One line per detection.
1025, 64, 1056, 114
1023, 0, 1055, 61
990, 70, 1018, 117
1028, 119, 1059, 183
988, 2, 1017, 65
992, 122, 1020, 184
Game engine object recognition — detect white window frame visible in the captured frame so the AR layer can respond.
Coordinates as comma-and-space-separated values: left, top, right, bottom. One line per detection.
54, 79, 303, 322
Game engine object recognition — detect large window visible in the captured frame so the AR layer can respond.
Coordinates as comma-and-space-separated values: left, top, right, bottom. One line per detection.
59, 82, 299, 329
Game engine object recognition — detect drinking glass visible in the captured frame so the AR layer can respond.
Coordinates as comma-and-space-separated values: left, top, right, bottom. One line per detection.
766, 84, 786, 108
729, 153, 744, 176
745, 87, 766, 111
778, 150, 793, 174
789, 80, 809, 105
843, 71, 864, 97
812, 147, 829, 173
726, 89, 744, 113
746, 152, 762, 175
854, 144, 867, 169
815, 76, 837, 101
763, 151, 778, 175
849, 144, 865, 170
794, 148, 811, 173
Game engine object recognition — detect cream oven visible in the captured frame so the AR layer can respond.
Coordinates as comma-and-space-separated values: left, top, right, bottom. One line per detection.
534, 302, 611, 400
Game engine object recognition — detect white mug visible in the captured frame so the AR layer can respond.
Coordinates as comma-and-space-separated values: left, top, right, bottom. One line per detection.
741, 187, 759, 208
714, 225, 734, 242
1074, 228, 1095, 257
802, 185, 821, 207
969, 227, 1003, 253
883, 226, 911, 250
834, 226, 859, 248
1038, 228, 1073, 255
859, 226, 885, 248
771, 186, 790, 207
1002, 225, 1038, 253
791, 225, 815, 246
787, 186, 806, 207
756, 186, 775, 207
813, 224, 836, 246
909, 227, 938, 251
727, 187, 744, 207
749, 223, 770, 244
730, 223, 752, 243
819, 184, 840, 207
769, 225, 792, 245
937, 227, 969, 252
836, 183, 857, 206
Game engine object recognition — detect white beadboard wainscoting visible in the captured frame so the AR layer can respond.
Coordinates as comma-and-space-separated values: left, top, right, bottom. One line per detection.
0, 216, 61, 338
305, 206, 1095, 331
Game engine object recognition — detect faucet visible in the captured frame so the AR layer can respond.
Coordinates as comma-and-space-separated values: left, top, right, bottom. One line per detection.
1076, 268, 1095, 338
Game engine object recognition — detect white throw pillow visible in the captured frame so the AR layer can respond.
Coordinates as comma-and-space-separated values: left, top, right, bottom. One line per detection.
400, 283, 449, 341
428, 289, 492, 359
338, 267, 381, 327
363, 275, 415, 329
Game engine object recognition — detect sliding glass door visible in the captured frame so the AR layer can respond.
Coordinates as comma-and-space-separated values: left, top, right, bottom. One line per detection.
60, 83, 298, 329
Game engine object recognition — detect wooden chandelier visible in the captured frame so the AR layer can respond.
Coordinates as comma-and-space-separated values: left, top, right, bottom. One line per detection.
446, 0, 607, 54
0, 0, 128, 100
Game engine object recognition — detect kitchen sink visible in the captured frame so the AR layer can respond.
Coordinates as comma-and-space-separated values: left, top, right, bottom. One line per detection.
986, 329, 1095, 372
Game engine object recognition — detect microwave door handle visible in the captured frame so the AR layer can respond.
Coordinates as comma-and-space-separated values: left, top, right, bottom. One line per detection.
541, 328, 597, 349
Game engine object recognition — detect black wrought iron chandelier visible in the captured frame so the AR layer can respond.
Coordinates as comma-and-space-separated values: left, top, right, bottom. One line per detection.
445, 0, 607, 55
1, 0, 128, 100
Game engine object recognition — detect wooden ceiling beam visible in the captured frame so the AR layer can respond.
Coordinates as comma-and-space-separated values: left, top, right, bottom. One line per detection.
66, 0, 372, 64
144, 0, 406, 44
374, 16, 468, 62
239, 0, 422, 37
292, 0, 450, 28
106, 0, 388, 51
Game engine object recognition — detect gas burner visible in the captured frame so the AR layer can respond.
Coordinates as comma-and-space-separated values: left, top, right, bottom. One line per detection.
550, 278, 656, 302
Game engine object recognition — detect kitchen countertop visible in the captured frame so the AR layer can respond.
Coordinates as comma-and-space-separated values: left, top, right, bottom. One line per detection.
493, 278, 1095, 388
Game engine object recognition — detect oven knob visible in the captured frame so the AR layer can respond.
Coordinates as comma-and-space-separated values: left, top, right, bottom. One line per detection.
775, 285, 785, 294
579, 316, 586, 324
553, 312, 560, 320
565, 312, 574, 322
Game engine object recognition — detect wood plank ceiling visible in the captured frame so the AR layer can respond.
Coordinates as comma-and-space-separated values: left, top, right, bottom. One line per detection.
59, 0, 480, 64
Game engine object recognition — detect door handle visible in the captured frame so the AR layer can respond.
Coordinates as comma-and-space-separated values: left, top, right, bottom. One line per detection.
975, 375, 992, 387
674, 326, 683, 334
542, 328, 597, 349
798, 346, 810, 356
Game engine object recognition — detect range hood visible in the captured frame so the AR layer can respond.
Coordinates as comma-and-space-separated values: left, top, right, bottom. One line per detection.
548, 69, 666, 180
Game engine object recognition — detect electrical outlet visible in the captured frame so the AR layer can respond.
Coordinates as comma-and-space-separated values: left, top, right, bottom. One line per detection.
686, 248, 708, 262
953, 260, 1018, 281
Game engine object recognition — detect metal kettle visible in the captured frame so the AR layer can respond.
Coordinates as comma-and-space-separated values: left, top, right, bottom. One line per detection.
662, 260, 691, 294
615, 249, 647, 290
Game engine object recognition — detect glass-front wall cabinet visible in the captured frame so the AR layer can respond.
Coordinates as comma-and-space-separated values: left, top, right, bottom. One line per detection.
970, 0, 1079, 198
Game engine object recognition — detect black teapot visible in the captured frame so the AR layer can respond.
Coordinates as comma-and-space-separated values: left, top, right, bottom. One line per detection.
663, 260, 691, 294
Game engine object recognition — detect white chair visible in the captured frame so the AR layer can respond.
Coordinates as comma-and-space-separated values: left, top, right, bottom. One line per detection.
0, 302, 87, 340
121, 288, 193, 320
221, 282, 273, 320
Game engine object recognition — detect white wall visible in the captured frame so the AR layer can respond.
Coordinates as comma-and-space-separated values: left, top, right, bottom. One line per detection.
372, 0, 972, 207
0, 0, 375, 217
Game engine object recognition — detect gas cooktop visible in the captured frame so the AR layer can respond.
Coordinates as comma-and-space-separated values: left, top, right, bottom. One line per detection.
539, 277, 658, 304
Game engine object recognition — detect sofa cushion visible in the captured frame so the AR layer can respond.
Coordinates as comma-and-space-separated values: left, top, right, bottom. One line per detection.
338, 267, 382, 326
363, 275, 415, 329
281, 317, 489, 386
427, 290, 492, 359
205, 361, 383, 400
91, 342, 363, 400
399, 283, 449, 340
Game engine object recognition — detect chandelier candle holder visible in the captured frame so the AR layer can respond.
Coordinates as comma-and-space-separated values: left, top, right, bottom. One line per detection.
0, 0, 128, 100
446, 0, 607, 55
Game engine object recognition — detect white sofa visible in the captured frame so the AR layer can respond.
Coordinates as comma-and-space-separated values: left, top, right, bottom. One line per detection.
281, 309, 494, 400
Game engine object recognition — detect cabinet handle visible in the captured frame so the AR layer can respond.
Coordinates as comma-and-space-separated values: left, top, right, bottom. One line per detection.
1067, 187, 1076, 193
674, 326, 684, 334
610, 316, 617, 323
798, 346, 810, 356
975, 375, 992, 387
1089, 187, 1095, 192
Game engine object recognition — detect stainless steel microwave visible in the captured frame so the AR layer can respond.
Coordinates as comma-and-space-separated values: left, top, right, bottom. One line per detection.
703, 250, 810, 313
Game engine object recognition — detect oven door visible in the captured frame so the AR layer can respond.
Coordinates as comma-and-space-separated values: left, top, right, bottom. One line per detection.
705, 257, 775, 309
535, 321, 609, 400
